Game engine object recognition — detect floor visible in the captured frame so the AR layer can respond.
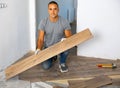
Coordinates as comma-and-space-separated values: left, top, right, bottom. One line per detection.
1, 46, 120, 88
18, 52, 120, 88
19, 55, 120, 81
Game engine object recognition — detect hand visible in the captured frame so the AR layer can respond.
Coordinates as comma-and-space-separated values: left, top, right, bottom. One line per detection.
35, 49, 41, 55
61, 38, 66, 42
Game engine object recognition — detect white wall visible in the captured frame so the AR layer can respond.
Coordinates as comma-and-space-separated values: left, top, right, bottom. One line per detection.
77, 0, 120, 59
0, 0, 32, 70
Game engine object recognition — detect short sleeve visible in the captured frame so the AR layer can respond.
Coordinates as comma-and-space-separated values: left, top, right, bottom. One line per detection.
38, 18, 47, 31
63, 19, 71, 30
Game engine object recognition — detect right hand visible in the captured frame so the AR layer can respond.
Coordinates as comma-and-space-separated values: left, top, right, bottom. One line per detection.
35, 49, 41, 55
61, 38, 66, 42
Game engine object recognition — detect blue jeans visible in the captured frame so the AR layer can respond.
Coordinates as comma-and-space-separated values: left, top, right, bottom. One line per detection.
41, 50, 69, 70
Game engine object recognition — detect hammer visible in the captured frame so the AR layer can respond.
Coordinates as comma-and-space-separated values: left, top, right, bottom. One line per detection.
97, 63, 117, 69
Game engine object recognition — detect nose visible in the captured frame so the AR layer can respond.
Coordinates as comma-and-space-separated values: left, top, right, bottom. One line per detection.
51, 9, 55, 13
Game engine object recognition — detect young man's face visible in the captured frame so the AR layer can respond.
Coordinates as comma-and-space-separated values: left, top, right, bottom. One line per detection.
48, 4, 59, 18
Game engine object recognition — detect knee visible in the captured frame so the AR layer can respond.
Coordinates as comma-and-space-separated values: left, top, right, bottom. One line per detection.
41, 62, 52, 70
62, 51, 69, 56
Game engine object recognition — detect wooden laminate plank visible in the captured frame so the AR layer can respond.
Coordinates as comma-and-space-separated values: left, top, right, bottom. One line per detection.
5, 28, 93, 80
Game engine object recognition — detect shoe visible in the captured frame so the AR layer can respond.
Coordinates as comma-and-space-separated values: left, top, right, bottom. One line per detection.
59, 63, 68, 73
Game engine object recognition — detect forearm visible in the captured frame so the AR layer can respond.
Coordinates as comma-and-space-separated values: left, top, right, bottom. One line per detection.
37, 39, 44, 50
36, 30, 45, 50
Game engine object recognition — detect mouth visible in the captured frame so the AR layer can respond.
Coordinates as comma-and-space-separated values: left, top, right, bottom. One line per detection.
51, 14, 56, 18
52, 15, 56, 18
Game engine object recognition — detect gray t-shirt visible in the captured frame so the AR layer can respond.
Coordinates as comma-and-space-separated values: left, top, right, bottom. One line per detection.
38, 16, 71, 47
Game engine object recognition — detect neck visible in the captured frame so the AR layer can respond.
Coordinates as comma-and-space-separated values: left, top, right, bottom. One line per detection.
49, 16, 59, 22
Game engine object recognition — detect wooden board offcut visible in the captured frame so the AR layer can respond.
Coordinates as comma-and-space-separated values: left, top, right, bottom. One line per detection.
68, 75, 112, 88
5, 28, 93, 80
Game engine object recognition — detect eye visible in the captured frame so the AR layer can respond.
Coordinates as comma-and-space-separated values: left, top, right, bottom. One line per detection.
49, 8, 52, 10
54, 8, 57, 10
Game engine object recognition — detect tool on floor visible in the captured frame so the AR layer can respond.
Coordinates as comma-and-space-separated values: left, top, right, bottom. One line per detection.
97, 63, 117, 69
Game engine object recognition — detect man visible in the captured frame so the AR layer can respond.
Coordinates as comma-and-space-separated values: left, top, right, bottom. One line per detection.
35, 1, 72, 72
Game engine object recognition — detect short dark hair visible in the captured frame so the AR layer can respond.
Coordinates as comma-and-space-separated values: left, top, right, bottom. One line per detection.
48, 1, 59, 8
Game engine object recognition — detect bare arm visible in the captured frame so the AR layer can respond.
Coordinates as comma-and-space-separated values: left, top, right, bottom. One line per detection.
36, 30, 45, 50
64, 29, 72, 38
